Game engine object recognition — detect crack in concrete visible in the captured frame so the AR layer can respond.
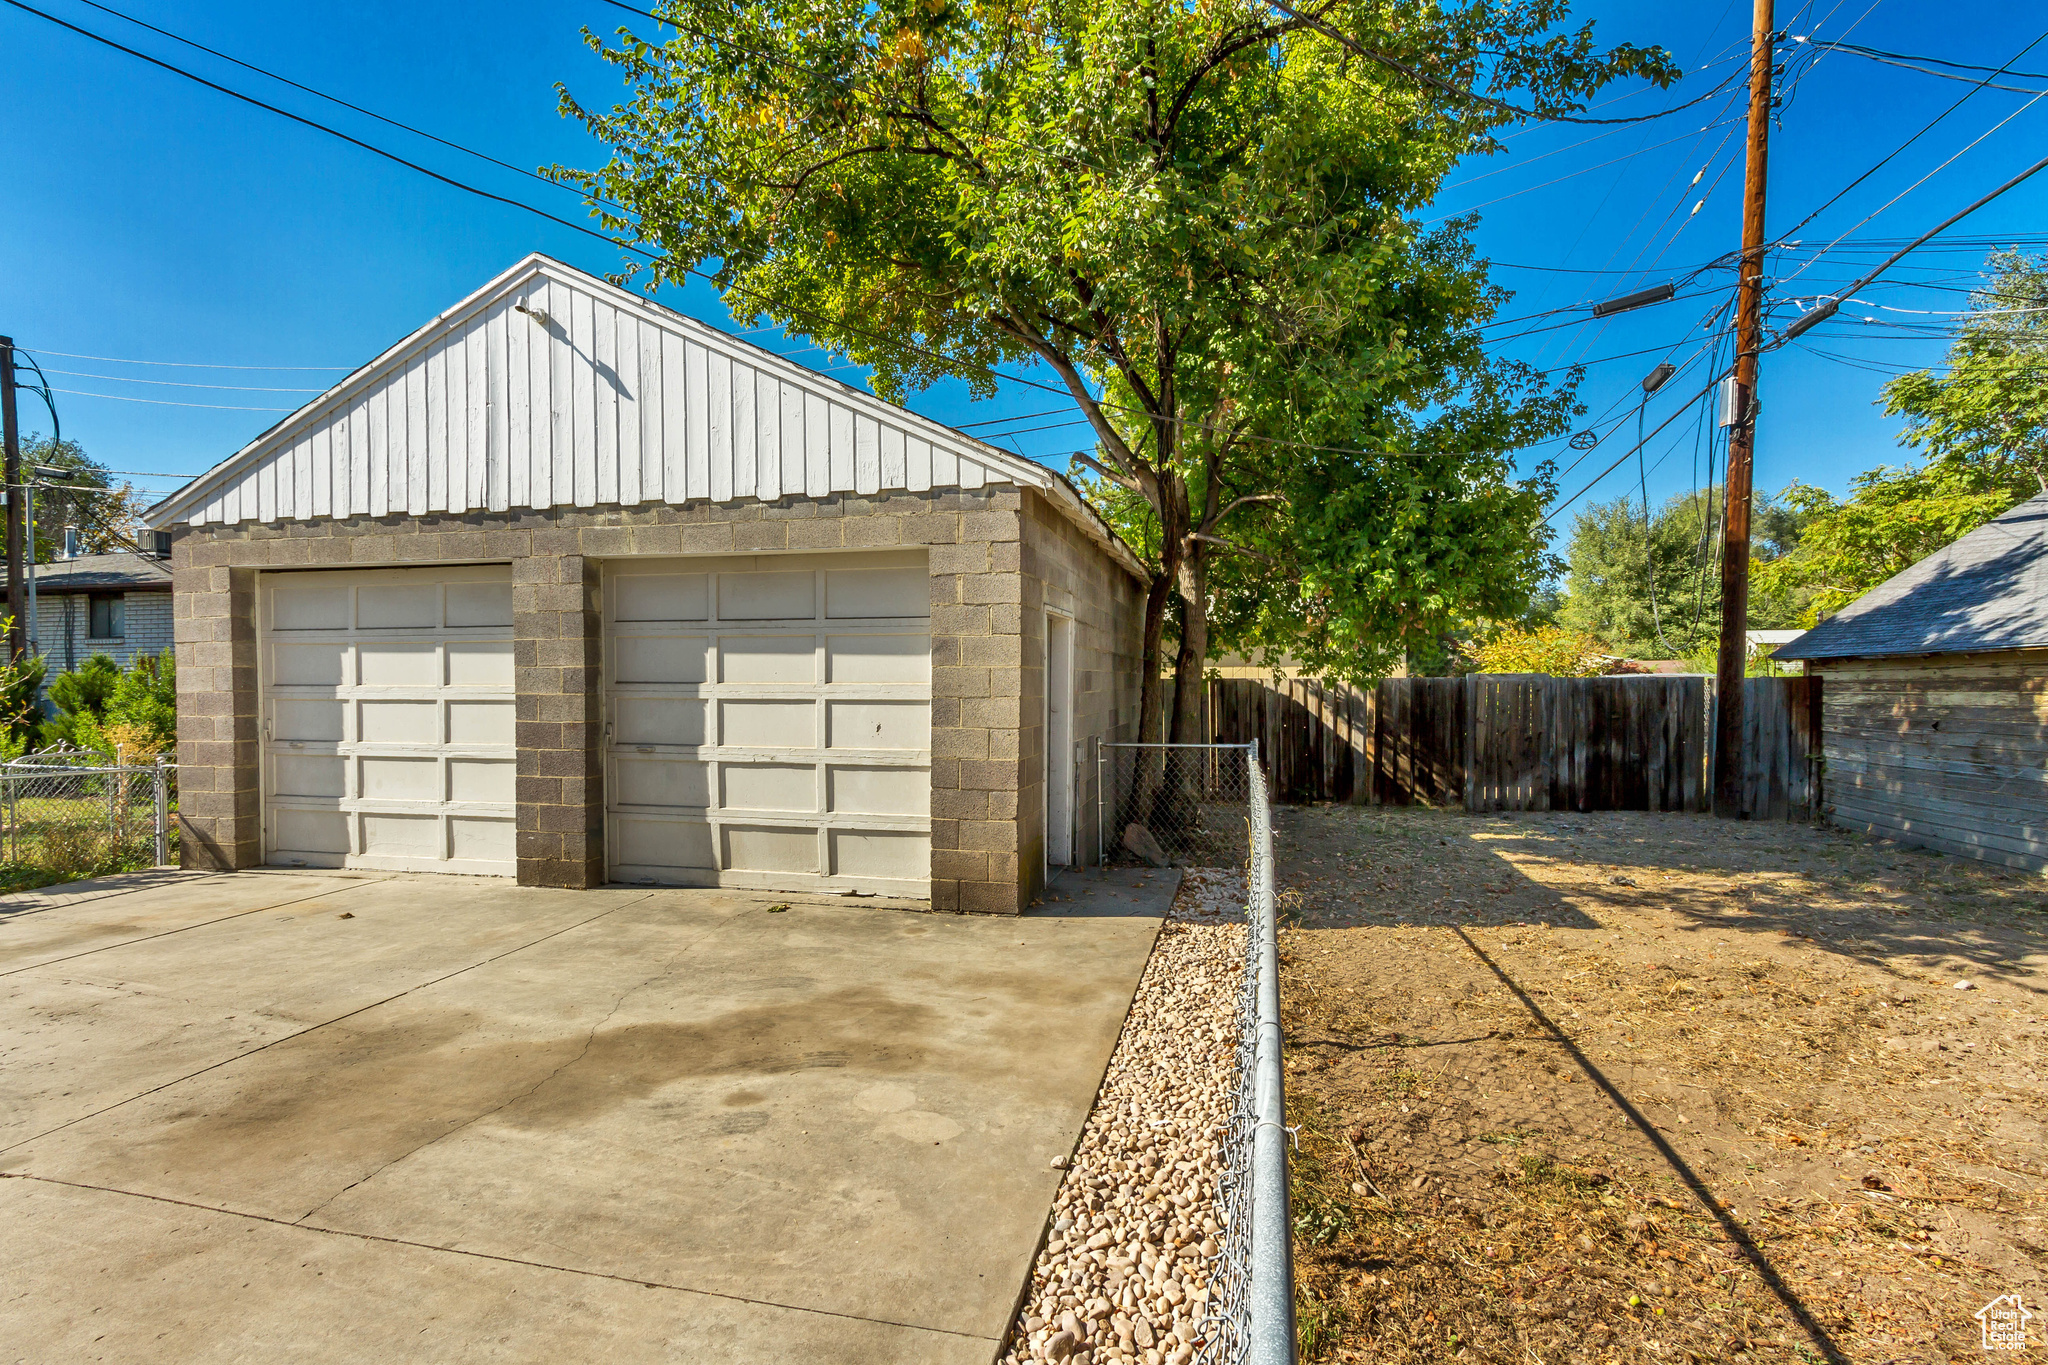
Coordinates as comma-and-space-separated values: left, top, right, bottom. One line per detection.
0, 877, 386, 979
290, 901, 758, 1225
1, 1171, 996, 1344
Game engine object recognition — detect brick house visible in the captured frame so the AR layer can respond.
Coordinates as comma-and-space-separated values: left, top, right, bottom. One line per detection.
31, 550, 175, 680
145, 255, 1147, 913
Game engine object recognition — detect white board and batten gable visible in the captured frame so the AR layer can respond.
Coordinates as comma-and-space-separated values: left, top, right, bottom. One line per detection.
146, 254, 1141, 575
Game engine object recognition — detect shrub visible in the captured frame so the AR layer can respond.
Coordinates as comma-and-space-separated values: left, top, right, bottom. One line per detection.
1469, 625, 1630, 678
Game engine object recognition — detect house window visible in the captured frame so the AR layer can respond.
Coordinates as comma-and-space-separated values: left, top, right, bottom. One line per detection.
88, 594, 125, 640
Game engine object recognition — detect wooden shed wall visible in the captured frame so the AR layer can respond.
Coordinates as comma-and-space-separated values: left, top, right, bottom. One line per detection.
1815, 649, 2048, 871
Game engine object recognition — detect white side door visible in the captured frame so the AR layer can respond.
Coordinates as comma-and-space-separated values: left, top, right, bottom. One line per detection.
605, 550, 931, 897
260, 565, 516, 874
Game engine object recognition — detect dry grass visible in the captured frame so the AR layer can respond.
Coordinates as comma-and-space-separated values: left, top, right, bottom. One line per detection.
1277, 806, 2048, 1364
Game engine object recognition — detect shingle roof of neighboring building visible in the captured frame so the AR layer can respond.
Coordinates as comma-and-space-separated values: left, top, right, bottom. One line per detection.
31, 551, 173, 594
1776, 490, 2048, 661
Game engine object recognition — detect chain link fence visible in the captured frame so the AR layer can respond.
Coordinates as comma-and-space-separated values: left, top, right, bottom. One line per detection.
1099, 741, 1293, 1365
1, 754, 176, 886
1195, 747, 1294, 1365
1098, 742, 1254, 869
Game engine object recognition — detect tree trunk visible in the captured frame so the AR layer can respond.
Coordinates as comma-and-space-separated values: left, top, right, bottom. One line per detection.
1135, 570, 1174, 747
1168, 546, 1208, 746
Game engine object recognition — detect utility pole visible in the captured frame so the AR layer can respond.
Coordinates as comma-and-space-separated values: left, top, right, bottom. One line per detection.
1, 337, 22, 663
1712, 0, 1775, 819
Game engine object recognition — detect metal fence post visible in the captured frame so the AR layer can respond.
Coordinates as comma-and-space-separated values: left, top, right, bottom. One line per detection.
1095, 737, 1105, 868
1245, 754, 1296, 1365
153, 760, 169, 866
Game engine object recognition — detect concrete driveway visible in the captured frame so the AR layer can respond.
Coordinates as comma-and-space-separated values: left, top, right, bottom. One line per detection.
0, 869, 1168, 1363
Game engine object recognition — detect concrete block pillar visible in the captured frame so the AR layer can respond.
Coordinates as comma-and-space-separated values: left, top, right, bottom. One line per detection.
514, 552, 605, 888
172, 553, 261, 870
928, 501, 1030, 913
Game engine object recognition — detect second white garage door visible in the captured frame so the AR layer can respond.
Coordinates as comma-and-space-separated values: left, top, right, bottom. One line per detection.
604, 550, 931, 897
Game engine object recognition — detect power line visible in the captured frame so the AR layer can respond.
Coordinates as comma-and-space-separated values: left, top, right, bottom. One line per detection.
1768, 26, 2048, 251
49, 387, 295, 412
25, 348, 350, 370
5, 0, 1633, 470
1260, 0, 1747, 127
66, 0, 621, 209
42, 368, 323, 393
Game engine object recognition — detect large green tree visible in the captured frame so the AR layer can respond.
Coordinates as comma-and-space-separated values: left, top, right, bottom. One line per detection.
558, 0, 1672, 735
1758, 251, 2048, 624
1560, 486, 1808, 658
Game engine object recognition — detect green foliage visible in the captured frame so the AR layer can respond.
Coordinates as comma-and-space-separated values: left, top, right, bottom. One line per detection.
0, 623, 47, 749
1758, 252, 2048, 625
558, 0, 1675, 714
1469, 623, 1620, 676
43, 653, 121, 748
1558, 486, 1809, 658
70, 649, 177, 761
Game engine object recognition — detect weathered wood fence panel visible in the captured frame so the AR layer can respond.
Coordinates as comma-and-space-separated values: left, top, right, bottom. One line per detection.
1204, 673, 1821, 820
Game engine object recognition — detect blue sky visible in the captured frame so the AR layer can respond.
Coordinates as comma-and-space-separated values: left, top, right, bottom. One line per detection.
1, 0, 2043, 542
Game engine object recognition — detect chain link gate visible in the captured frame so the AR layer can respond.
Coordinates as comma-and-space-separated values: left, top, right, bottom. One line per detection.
2, 755, 178, 876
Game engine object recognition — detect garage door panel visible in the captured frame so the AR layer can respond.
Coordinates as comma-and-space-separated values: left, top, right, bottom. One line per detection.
360, 699, 440, 744
723, 824, 818, 874
614, 572, 709, 622
271, 642, 347, 686
361, 812, 441, 859
828, 700, 927, 750
358, 641, 440, 687
831, 829, 930, 879
271, 807, 349, 856
449, 817, 515, 863
271, 584, 350, 631
612, 635, 709, 684
273, 698, 346, 743
447, 640, 514, 687
828, 765, 929, 816
720, 636, 816, 684
271, 754, 346, 799
262, 566, 514, 876
357, 583, 439, 629
449, 758, 516, 803
826, 634, 927, 683
448, 699, 514, 746
606, 552, 929, 896
614, 757, 711, 809
360, 756, 440, 801
722, 699, 816, 748
614, 696, 709, 746
718, 570, 813, 620
824, 565, 928, 619
446, 581, 514, 627
722, 763, 817, 812
613, 816, 717, 870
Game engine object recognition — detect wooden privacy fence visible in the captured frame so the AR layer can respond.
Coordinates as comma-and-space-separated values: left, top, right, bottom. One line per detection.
1206, 673, 1823, 820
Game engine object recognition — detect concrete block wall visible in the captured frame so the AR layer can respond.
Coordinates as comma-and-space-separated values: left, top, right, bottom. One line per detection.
1021, 490, 1146, 880
169, 488, 1135, 912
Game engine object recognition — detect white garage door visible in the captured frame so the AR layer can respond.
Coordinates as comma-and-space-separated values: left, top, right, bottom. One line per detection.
260, 565, 516, 875
605, 550, 931, 897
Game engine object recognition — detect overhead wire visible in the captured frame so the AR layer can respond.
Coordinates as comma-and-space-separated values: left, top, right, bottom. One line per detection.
6, 0, 1601, 470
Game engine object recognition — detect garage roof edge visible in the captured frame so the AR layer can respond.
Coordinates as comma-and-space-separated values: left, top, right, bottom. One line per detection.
144, 255, 1148, 582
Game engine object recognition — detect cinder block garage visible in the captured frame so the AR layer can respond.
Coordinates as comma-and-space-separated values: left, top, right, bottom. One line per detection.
148, 255, 1146, 913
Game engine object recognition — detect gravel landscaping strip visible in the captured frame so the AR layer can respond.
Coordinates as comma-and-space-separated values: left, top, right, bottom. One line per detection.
1001, 869, 1249, 1365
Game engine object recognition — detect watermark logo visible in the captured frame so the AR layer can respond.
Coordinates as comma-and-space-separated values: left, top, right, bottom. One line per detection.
1976, 1294, 2032, 1351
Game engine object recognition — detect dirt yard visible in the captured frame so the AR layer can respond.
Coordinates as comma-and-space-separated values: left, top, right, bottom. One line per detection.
1275, 806, 2047, 1364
